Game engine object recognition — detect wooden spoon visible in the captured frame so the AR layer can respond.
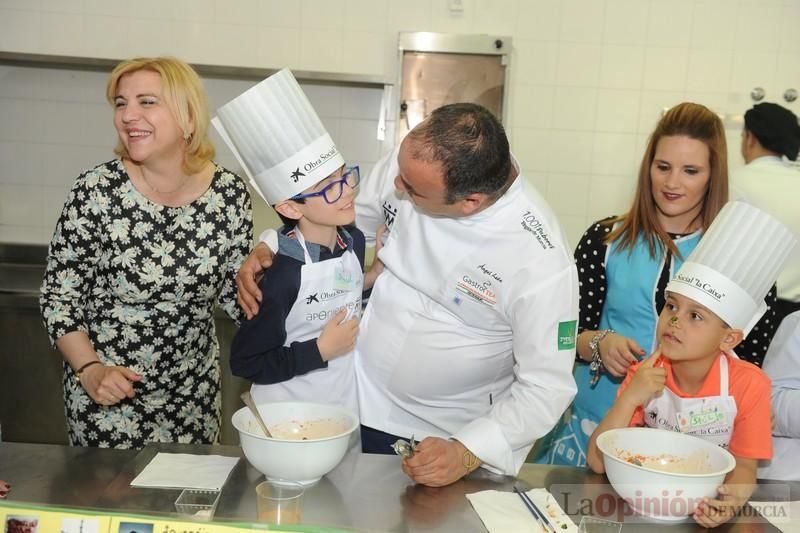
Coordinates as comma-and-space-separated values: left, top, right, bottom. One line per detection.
240, 391, 273, 438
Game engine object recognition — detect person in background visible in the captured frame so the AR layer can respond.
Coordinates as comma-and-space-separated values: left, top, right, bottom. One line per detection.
237, 103, 580, 486
0, 480, 8, 498
533, 102, 778, 467
587, 201, 796, 528
39, 57, 253, 449
213, 69, 379, 412
758, 311, 800, 481
733, 102, 800, 326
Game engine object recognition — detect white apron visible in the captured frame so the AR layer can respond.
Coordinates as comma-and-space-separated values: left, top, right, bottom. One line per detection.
644, 355, 737, 448
251, 229, 362, 414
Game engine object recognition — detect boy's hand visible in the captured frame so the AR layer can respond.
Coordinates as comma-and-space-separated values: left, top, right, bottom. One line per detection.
693, 483, 750, 528
695, 458, 757, 528
317, 309, 359, 361
237, 243, 274, 319
620, 351, 665, 408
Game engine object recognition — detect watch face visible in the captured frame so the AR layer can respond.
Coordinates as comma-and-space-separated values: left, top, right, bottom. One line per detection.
462, 450, 479, 469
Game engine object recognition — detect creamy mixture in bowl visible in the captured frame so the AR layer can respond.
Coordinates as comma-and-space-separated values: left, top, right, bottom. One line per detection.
615, 448, 713, 474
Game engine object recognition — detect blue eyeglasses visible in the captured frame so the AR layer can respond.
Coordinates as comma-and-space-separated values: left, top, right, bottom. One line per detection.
290, 166, 360, 204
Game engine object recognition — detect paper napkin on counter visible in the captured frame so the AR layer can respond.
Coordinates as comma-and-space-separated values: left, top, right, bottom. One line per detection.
467, 488, 578, 533
130, 452, 239, 490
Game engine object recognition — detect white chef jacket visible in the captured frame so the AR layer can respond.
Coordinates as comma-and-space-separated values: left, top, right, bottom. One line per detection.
354, 170, 579, 476
758, 311, 800, 481
355, 146, 402, 247
732, 156, 800, 302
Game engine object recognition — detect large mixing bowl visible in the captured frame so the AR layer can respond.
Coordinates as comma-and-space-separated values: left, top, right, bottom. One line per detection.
232, 401, 358, 485
596, 427, 736, 521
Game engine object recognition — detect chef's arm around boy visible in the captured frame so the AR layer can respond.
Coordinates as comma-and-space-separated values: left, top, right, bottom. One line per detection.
236, 225, 384, 321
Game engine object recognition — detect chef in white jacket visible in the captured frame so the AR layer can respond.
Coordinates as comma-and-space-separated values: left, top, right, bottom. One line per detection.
733, 102, 800, 326
237, 103, 579, 486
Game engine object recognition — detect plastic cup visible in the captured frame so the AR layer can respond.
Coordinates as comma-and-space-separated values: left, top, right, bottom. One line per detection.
256, 480, 304, 524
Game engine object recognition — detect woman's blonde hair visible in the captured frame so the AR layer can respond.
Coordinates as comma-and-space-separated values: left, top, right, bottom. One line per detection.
106, 56, 215, 174
605, 102, 729, 258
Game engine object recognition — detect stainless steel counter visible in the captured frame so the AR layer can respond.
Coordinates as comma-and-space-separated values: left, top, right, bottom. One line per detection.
0, 441, 790, 532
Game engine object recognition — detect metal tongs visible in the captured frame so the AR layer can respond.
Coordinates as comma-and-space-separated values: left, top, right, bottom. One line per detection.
391, 434, 417, 458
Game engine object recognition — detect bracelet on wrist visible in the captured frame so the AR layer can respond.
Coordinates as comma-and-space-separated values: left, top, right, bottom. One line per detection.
588, 329, 614, 387
75, 360, 102, 382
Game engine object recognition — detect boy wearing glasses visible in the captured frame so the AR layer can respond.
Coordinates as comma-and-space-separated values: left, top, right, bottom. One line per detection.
214, 69, 376, 411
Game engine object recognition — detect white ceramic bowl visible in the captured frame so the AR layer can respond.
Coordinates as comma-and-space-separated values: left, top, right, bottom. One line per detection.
232, 401, 358, 485
596, 427, 736, 521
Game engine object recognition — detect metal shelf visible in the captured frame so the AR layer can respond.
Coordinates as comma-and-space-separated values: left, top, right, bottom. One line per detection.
0, 51, 391, 88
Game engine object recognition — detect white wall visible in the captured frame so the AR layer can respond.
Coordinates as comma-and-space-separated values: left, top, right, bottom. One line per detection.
0, 66, 390, 243
1, 0, 799, 247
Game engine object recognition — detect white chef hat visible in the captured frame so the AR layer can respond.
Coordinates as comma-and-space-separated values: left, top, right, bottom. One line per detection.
666, 201, 798, 336
212, 68, 345, 204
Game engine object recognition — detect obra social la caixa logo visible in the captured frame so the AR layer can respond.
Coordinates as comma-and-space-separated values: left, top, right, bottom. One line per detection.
547, 484, 792, 524
290, 146, 339, 183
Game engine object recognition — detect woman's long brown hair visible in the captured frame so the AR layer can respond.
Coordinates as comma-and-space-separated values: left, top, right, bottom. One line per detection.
605, 102, 729, 258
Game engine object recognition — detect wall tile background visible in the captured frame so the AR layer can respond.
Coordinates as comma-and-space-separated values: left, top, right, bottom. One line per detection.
1, 0, 798, 248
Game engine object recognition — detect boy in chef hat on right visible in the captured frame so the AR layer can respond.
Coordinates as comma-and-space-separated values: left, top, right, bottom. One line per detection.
586, 201, 797, 528
212, 69, 380, 414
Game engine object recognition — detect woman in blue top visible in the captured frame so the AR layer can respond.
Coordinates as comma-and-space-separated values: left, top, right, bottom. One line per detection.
533, 102, 778, 466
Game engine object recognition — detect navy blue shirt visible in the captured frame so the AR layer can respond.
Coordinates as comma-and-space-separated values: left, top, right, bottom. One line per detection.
230, 225, 366, 384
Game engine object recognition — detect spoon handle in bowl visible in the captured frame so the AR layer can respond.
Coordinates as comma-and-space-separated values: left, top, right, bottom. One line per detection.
240, 392, 273, 438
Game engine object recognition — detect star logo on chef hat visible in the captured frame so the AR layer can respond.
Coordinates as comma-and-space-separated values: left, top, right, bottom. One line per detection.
290, 168, 305, 183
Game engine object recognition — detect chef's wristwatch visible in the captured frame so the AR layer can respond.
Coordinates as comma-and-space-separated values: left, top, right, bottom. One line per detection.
462, 449, 480, 470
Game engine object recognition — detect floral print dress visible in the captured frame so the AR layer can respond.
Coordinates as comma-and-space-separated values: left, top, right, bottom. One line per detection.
40, 159, 253, 449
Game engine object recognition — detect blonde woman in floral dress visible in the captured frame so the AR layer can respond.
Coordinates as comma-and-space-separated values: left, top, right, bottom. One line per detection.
40, 57, 252, 449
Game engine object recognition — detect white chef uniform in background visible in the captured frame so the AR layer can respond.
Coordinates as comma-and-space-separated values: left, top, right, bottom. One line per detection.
758, 311, 800, 481
355, 160, 579, 476
732, 157, 800, 304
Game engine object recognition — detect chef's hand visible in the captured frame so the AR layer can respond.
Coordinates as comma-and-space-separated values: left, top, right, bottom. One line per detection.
693, 483, 750, 528
236, 243, 274, 319
80, 363, 142, 406
364, 225, 387, 290
619, 350, 665, 408
0, 480, 9, 499
402, 437, 481, 487
317, 309, 359, 361
600, 332, 644, 377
